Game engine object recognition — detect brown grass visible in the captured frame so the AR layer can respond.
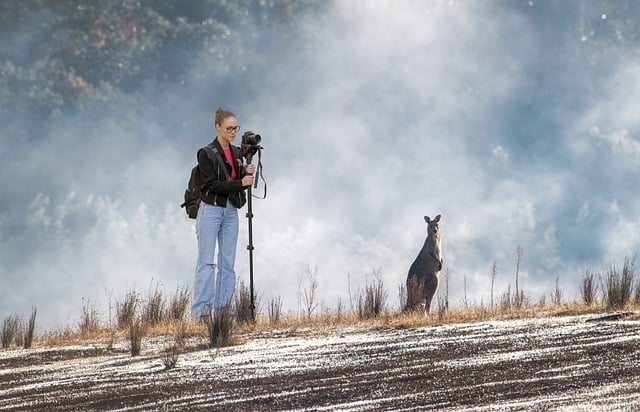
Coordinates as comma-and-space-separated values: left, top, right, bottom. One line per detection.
16, 300, 637, 354
234, 300, 638, 336
9, 281, 640, 352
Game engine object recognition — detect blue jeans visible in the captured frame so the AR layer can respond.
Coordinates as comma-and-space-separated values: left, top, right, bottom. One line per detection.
191, 201, 239, 317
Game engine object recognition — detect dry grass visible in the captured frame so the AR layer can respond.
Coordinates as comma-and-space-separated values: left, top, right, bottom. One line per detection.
603, 259, 635, 310
233, 281, 256, 325
204, 306, 241, 348
8, 264, 640, 353
128, 318, 146, 356
18, 300, 639, 353
1, 314, 21, 349
240, 300, 638, 335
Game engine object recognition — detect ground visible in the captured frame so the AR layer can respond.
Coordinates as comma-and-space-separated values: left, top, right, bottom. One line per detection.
1, 312, 640, 411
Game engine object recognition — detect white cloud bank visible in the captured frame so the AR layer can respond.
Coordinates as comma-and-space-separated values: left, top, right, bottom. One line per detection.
3, 1, 640, 330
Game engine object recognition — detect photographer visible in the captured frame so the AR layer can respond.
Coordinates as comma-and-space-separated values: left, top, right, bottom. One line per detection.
191, 108, 255, 319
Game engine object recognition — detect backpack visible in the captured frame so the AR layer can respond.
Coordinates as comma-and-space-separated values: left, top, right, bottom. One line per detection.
180, 145, 224, 219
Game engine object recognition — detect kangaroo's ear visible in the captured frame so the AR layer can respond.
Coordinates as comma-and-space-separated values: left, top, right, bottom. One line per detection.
434, 214, 441, 222
424, 216, 430, 223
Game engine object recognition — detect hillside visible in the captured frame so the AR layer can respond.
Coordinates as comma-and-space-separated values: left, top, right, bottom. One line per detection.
1, 312, 639, 411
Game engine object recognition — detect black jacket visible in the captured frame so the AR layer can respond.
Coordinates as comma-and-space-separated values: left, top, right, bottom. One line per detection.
199, 138, 247, 208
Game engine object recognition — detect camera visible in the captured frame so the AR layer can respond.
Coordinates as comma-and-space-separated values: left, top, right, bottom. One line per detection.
241, 131, 263, 163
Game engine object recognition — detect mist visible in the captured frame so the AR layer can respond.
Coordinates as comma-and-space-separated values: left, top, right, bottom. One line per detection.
2, 1, 640, 330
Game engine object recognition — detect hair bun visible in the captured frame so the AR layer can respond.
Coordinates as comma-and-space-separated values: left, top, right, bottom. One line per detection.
214, 107, 236, 126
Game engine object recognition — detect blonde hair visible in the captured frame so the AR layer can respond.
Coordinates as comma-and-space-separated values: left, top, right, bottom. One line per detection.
215, 107, 236, 126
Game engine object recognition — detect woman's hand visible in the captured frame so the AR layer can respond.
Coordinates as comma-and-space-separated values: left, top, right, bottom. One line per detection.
241, 164, 255, 187
241, 174, 254, 187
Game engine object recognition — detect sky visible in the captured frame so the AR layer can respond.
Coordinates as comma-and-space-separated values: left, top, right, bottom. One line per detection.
2, 0, 640, 331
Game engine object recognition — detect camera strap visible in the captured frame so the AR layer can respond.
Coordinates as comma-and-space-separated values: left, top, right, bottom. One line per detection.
208, 145, 232, 182
251, 149, 267, 200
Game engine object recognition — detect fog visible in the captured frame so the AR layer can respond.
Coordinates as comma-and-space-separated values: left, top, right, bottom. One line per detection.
2, 1, 640, 330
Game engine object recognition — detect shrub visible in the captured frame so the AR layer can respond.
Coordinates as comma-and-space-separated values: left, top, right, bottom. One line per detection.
233, 281, 256, 325
603, 258, 635, 310
170, 319, 187, 348
13, 321, 25, 348
168, 286, 190, 321
205, 306, 234, 348
357, 270, 387, 320
268, 296, 283, 325
79, 297, 100, 336
581, 271, 597, 306
117, 290, 139, 328
398, 284, 407, 312
335, 297, 345, 322
23, 307, 37, 349
500, 285, 512, 310
143, 283, 165, 326
128, 317, 146, 357
161, 344, 180, 370
513, 289, 525, 310
436, 292, 448, 321
1, 314, 21, 349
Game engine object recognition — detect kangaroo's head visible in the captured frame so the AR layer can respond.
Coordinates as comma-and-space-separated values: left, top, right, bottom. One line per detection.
424, 214, 441, 237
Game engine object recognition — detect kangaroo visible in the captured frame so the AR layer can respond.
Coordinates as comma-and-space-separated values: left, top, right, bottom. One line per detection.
406, 215, 443, 314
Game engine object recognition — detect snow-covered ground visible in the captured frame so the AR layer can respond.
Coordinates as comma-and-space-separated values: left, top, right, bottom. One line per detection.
1, 313, 639, 411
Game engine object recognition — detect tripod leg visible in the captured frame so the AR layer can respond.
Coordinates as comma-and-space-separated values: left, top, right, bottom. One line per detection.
246, 186, 256, 322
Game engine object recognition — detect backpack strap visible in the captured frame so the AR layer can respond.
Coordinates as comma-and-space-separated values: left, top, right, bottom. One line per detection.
202, 145, 232, 182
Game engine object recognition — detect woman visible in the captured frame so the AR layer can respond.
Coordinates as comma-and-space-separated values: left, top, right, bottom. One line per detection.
191, 108, 255, 318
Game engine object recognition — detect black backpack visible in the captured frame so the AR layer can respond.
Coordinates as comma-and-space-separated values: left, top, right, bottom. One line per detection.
180, 145, 228, 219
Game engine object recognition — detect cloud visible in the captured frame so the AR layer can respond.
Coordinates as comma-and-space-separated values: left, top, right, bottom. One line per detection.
3, 1, 640, 329
490, 145, 511, 167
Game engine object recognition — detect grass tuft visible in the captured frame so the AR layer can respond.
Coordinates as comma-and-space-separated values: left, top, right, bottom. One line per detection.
268, 296, 283, 325
117, 290, 139, 329
205, 306, 235, 348
233, 281, 256, 325
143, 282, 165, 326
23, 307, 37, 349
1, 314, 21, 349
79, 297, 100, 337
357, 270, 387, 320
161, 344, 180, 370
603, 258, 635, 310
581, 271, 597, 306
128, 317, 147, 356
168, 286, 190, 321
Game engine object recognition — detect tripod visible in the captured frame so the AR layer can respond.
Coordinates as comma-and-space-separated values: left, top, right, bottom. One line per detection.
244, 154, 257, 322
246, 191, 256, 321
242, 139, 264, 323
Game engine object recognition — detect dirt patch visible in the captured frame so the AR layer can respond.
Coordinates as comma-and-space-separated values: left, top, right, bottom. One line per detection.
1, 313, 639, 411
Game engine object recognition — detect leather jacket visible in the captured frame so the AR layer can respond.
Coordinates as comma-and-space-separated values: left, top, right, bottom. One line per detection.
198, 138, 247, 208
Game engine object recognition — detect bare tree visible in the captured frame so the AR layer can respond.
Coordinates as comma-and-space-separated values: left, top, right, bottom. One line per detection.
514, 245, 524, 308
463, 273, 468, 308
301, 265, 319, 318
552, 276, 563, 306
490, 261, 497, 309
